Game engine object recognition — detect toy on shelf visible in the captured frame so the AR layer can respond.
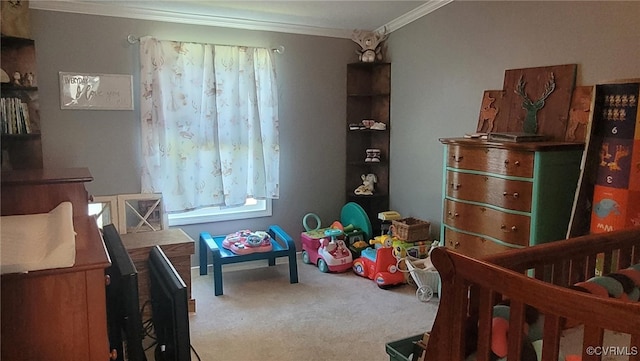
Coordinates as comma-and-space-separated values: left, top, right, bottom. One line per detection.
364, 148, 381, 162
352, 233, 405, 288
354, 173, 377, 195
300, 214, 353, 273
351, 28, 388, 63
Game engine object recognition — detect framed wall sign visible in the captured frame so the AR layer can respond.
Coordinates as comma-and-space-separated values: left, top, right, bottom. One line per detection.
59, 72, 133, 110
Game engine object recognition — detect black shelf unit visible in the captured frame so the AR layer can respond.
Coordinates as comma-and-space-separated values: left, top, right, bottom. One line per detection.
345, 62, 391, 235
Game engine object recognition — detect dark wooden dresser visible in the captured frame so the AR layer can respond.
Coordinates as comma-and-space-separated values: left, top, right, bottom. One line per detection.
1, 168, 110, 361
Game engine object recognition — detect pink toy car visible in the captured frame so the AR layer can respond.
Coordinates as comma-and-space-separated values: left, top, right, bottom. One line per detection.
301, 228, 353, 273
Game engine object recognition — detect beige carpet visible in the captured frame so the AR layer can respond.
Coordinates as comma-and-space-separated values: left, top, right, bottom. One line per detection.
156, 256, 438, 361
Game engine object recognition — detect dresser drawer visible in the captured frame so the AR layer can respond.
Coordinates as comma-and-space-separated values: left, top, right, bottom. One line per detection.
443, 199, 530, 247
443, 228, 518, 259
447, 146, 534, 178
445, 171, 533, 212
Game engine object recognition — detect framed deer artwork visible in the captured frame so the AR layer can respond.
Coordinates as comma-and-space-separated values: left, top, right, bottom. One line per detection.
492, 64, 578, 141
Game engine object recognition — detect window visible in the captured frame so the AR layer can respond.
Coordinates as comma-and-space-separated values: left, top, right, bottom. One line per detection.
168, 198, 272, 226
139, 37, 280, 214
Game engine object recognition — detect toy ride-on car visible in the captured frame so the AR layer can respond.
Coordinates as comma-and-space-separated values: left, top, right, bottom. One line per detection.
352, 235, 405, 288
301, 228, 353, 273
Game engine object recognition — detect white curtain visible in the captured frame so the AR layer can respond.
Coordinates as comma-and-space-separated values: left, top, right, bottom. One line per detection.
139, 37, 279, 213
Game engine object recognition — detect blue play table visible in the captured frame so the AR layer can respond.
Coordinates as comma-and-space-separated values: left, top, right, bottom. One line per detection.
199, 225, 299, 296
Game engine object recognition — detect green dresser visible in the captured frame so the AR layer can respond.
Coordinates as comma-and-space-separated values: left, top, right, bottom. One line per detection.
439, 138, 584, 258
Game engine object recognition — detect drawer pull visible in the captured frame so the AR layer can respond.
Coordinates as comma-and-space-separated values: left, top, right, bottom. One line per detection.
452, 155, 464, 162
502, 192, 520, 198
501, 224, 518, 232
451, 183, 461, 190
447, 211, 460, 218
448, 240, 460, 249
504, 160, 521, 167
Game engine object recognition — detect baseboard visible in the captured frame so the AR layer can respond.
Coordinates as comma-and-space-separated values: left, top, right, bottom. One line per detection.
192, 251, 302, 273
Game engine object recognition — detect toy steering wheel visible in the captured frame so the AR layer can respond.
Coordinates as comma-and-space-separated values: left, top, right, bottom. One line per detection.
324, 228, 343, 238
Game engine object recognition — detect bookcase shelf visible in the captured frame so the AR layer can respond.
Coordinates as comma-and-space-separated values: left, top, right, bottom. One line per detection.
1, 35, 41, 169
346, 62, 391, 235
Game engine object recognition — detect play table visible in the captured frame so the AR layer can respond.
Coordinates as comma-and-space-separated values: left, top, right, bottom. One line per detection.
199, 225, 298, 296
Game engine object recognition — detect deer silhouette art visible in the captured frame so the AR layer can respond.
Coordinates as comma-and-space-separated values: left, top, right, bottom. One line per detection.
514, 73, 556, 134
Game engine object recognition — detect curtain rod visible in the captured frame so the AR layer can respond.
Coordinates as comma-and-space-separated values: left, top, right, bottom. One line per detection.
126, 34, 285, 54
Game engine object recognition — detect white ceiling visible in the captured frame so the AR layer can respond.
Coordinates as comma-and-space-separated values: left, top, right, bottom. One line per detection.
29, 0, 452, 38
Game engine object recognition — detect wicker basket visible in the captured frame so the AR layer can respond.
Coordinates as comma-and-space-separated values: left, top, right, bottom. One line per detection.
391, 217, 430, 242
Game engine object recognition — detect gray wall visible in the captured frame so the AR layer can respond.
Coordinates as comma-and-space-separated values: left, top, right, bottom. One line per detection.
30, 2, 640, 265
31, 10, 355, 261
387, 1, 640, 239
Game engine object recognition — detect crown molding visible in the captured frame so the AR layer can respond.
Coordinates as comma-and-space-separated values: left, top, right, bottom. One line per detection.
29, 0, 353, 38
378, 0, 453, 33
30, 1, 451, 39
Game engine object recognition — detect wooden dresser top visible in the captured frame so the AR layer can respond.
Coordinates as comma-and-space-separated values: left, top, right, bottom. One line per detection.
439, 137, 585, 152
1, 167, 93, 185
1, 167, 109, 277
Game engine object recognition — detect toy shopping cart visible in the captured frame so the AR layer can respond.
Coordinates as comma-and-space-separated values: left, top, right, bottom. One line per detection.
404, 258, 440, 302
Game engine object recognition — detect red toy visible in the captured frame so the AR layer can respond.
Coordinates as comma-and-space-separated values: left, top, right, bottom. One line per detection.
352, 235, 405, 288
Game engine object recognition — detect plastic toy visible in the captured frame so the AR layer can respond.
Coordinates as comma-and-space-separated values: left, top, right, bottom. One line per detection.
343, 226, 367, 257
340, 201, 373, 240
464, 301, 543, 361
378, 210, 401, 236
352, 234, 405, 288
405, 257, 438, 302
300, 214, 353, 273
221, 229, 273, 255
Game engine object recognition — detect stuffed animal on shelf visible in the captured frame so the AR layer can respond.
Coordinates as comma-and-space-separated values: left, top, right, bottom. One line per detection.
354, 173, 377, 195
351, 28, 388, 63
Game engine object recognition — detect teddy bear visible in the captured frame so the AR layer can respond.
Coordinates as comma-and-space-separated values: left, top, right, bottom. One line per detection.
351, 28, 388, 63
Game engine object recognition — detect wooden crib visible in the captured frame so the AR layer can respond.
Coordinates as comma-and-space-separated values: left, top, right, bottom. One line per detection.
426, 227, 640, 361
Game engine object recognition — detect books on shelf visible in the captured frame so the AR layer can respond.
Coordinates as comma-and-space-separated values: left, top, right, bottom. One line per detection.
1, 97, 32, 135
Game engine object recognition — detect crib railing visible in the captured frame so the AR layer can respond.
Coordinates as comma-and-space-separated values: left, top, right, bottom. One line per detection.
486, 227, 640, 286
426, 227, 640, 361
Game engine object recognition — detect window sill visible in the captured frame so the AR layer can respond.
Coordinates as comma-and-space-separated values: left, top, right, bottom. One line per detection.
167, 199, 272, 226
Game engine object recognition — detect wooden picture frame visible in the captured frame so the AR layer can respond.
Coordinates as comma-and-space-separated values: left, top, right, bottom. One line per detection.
117, 193, 167, 234
88, 195, 119, 230
499, 64, 577, 140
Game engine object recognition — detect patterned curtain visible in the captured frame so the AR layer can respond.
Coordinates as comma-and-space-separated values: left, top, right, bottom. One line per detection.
139, 37, 279, 213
